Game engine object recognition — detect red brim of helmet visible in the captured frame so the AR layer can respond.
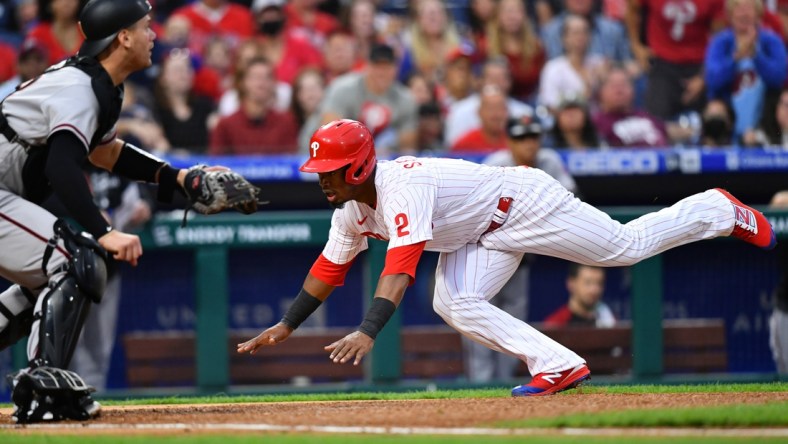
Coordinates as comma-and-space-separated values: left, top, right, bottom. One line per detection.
299, 157, 351, 173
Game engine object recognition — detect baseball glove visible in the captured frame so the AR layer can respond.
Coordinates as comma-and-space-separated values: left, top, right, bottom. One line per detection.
182, 165, 264, 216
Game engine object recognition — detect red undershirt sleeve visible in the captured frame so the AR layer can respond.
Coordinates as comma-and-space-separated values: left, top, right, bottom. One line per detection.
381, 241, 427, 285
309, 254, 355, 286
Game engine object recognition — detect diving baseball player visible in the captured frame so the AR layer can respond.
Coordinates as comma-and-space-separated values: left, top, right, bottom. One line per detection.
0, 0, 260, 423
238, 119, 776, 397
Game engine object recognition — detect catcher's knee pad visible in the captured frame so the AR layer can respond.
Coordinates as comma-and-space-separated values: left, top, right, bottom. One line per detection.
6, 366, 100, 423
0, 285, 36, 350
43, 219, 108, 303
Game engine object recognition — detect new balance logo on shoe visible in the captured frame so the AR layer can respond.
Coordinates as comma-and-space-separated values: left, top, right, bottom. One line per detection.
715, 188, 776, 250
540, 372, 562, 384
733, 206, 757, 234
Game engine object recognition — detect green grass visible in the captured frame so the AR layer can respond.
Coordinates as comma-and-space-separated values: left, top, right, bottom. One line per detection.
0, 434, 786, 444
88, 382, 787, 406
1, 383, 786, 443
498, 401, 788, 428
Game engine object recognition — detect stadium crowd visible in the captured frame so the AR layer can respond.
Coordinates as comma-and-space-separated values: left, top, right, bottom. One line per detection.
0, 0, 787, 156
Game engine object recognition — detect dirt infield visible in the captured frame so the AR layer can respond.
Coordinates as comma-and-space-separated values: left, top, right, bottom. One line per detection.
1, 391, 787, 433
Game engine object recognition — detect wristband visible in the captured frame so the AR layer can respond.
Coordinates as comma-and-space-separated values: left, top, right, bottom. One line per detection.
281, 288, 322, 330
357, 297, 396, 340
156, 163, 181, 203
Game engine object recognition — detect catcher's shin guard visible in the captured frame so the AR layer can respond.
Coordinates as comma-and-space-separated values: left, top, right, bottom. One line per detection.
32, 219, 108, 368
32, 276, 93, 369
7, 367, 100, 423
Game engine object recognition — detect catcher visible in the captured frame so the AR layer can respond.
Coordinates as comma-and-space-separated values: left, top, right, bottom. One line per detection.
0, 0, 260, 423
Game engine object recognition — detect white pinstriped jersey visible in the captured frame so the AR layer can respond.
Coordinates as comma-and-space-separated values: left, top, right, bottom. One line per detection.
1, 61, 116, 150
321, 157, 518, 264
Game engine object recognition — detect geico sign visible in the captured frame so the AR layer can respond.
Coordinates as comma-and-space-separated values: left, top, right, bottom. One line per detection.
566, 151, 661, 175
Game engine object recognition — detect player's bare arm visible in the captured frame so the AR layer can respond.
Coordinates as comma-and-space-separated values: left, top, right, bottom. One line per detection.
325, 273, 410, 366
237, 273, 335, 354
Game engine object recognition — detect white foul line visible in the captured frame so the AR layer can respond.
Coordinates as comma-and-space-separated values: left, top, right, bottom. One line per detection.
1, 423, 787, 437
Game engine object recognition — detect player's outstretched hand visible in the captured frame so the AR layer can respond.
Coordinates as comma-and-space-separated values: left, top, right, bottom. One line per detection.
98, 230, 142, 266
236, 323, 293, 354
324, 331, 374, 366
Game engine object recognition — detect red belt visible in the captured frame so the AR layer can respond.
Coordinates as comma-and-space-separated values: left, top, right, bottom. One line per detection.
484, 197, 512, 234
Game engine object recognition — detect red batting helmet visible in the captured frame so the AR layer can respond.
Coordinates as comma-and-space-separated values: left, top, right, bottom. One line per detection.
300, 119, 377, 185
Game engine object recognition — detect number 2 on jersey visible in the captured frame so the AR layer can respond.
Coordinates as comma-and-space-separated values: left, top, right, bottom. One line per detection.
395, 213, 410, 237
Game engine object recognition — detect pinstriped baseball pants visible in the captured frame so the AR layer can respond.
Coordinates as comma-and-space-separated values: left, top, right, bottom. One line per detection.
433, 168, 736, 376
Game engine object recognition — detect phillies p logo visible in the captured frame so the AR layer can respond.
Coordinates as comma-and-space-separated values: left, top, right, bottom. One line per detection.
310, 141, 320, 157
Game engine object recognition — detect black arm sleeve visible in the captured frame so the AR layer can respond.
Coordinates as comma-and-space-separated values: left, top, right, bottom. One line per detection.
45, 131, 111, 239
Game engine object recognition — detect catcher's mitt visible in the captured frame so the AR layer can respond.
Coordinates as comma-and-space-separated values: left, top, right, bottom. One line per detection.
182, 165, 264, 216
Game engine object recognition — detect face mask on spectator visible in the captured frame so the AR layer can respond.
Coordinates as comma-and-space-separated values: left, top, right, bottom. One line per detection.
702, 116, 732, 145
259, 19, 285, 36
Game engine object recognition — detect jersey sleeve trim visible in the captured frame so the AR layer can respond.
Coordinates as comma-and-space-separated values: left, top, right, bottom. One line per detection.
100, 129, 117, 145
309, 253, 355, 287
50, 123, 90, 151
381, 241, 426, 285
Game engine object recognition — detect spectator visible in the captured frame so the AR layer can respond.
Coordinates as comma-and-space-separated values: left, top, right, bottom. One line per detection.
284, 0, 340, 49
593, 67, 670, 147
217, 39, 292, 116
776, 0, 788, 38
323, 30, 358, 83
416, 101, 445, 153
706, 0, 787, 142
406, 72, 436, 106
538, 14, 609, 111
546, 95, 601, 149
153, 49, 217, 154
0, 39, 48, 100
210, 57, 298, 155
441, 45, 476, 108
444, 57, 533, 147
482, 0, 546, 100
294, 68, 327, 152
752, 87, 788, 148
464, 0, 497, 47
318, 43, 418, 156
464, 117, 576, 383
400, 0, 462, 83
0, 41, 17, 83
292, 68, 325, 129
486, 117, 577, 191
160, 14, 191, 50
26, 0, 83, 65
190, 40, 224, 102
0, 0, 38, 42
116, 82, 172, 156
626, 0, 726, 121
699, 99, 737, 147
202, 36, 233, 93
451, 85, 509, 153
542, 0, 633, 64
343, 0, 379, 67
544, 263, 615, 327
252, 0, 323, 85
769, 190, 788, 375
171, 0, 254, 54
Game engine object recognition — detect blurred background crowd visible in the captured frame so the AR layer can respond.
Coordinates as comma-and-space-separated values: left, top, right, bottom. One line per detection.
1, 0, 787, 159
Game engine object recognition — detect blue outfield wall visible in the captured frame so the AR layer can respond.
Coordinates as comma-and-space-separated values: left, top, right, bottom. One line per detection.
0, 231, 778, 396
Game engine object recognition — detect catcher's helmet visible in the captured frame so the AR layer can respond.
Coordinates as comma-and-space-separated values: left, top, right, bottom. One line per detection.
301, 119, 377, 185
78, 0, 152, 58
